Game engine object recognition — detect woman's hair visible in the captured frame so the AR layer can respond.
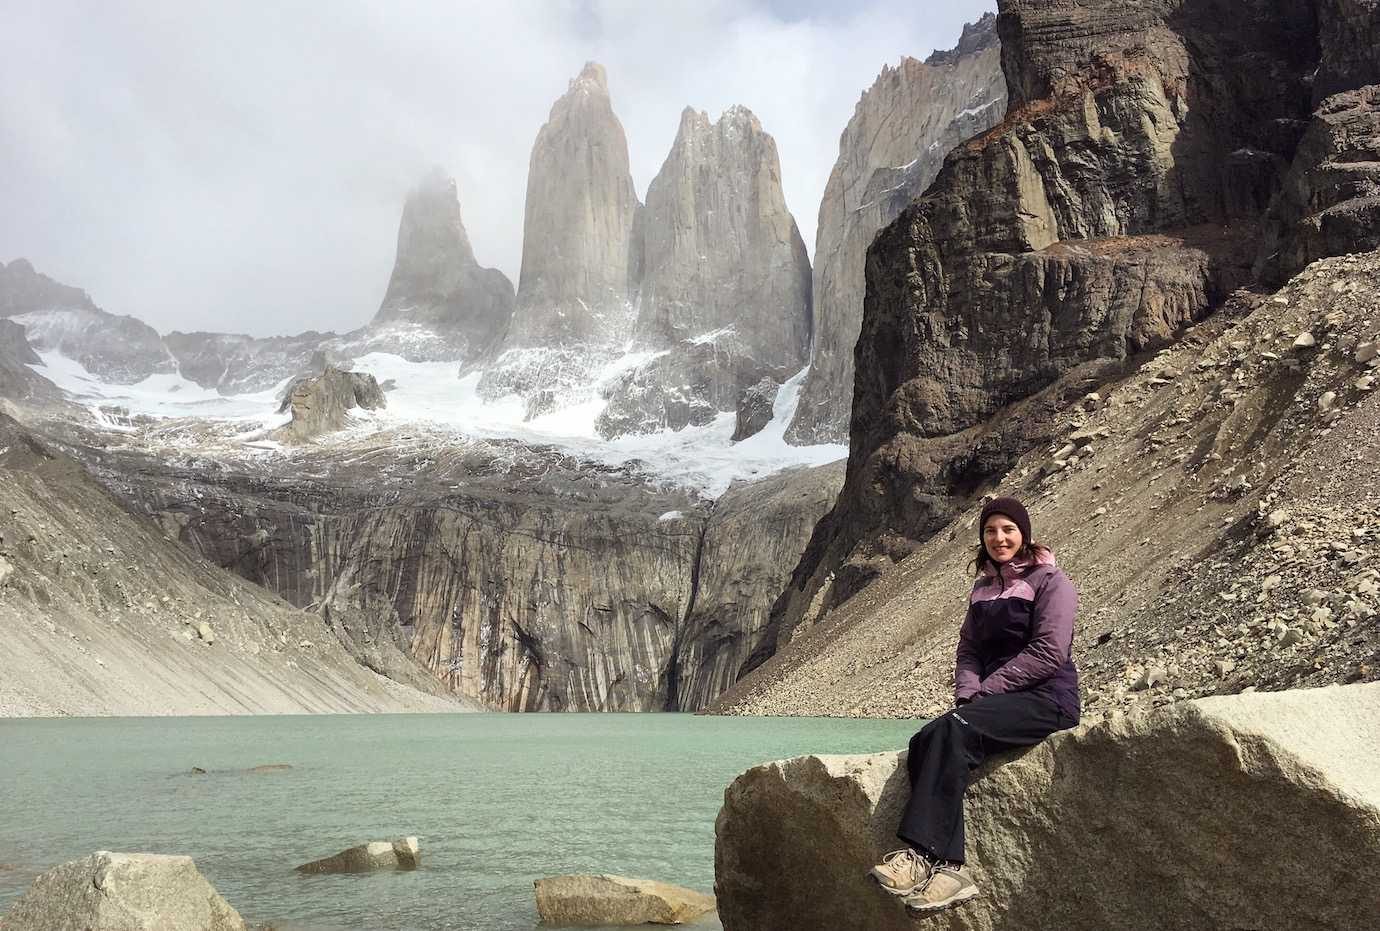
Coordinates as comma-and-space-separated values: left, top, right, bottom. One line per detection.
969, 540, 1051, 577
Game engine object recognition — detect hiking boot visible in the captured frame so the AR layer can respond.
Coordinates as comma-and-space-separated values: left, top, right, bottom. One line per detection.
903, 864, 979, 915
867, 847, 933, 896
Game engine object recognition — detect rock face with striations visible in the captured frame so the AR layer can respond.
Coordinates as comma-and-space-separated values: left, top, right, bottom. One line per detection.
714, 683, 1380, 931
1256, 84, 1380, 284
786, 16, 1006, 445
479, 63, 640, 409
754, 0, 1370, 669
597, 106, 811, 438
0, 851, 247, 931
0, 258, 174, 384
87, 440, 842, 712
369, 169, 515, 364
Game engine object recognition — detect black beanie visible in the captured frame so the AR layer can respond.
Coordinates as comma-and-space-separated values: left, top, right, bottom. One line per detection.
979, 496, 1032, 546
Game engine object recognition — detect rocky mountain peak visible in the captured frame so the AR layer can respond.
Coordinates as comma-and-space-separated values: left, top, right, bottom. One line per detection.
595, 103, 810, 438
502, 60, 639, 350
925, 11, 998, 65
370, 169, 514, 359
570, 60, 609, 94
785, 20, 1006, 445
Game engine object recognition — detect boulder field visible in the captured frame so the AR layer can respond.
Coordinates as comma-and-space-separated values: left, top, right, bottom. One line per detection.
715, 682, 1380, 931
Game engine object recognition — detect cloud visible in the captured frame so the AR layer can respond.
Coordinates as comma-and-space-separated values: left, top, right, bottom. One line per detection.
0, 0, 996, 337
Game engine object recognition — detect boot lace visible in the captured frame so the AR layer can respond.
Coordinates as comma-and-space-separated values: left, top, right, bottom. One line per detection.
884, 848, 934, 885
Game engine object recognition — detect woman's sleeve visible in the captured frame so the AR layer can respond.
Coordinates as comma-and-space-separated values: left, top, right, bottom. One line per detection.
954, 602, 982, 705
976, 569, 1077, 698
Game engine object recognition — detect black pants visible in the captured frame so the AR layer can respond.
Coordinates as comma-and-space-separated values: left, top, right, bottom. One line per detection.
897, 691, 1073, 864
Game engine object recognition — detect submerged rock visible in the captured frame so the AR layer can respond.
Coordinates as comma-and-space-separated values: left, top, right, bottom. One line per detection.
533, 874, 716, 926
294, 836, 420, 874
715, 683, 1380, 931
0, 851, 247, 930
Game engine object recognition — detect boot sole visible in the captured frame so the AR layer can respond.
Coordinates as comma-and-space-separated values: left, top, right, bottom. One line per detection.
866, 868, 927, 897
905, 885, 980, 915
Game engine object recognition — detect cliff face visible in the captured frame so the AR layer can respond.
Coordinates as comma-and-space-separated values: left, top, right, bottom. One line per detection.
596, 107, 811, 438
83, 440, 841, 712
754, 0, 1379, 670
479, 63, 641, 410
0, 413, 463, 716
371, 169, 515, 362
0, 258, 174, 384
786, 17, 1006, 445
0, 319, 59, 403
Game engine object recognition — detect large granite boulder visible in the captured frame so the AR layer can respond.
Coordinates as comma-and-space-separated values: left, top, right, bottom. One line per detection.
533, 874, 716, 926
732, 377, 779, 442
294, 836, 420, 874
272, 366, 386, 444
787, 16, 1006, 445
0, 851, 247, 930
715, 683, 1380, 931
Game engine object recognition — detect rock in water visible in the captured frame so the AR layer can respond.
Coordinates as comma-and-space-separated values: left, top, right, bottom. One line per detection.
786, 16, 1005, 445
533, 874, 716, 926
0, 851, 247, 930
272, 366, 386, 444
733, 377, 780, 442
714, 683, 1380, 931
480, 62, 640, 408
597, 105, 810, 438
294, 837, 420, 874
369, 167, 515, 362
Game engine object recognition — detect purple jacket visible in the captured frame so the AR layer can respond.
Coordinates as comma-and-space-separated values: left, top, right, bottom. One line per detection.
954, 550, 1080, 721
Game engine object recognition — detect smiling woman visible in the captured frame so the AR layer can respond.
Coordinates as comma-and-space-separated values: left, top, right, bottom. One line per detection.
868, 495, 1081, 916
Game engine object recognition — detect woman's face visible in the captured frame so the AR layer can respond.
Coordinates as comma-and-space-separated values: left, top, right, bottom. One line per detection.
983, 516, 1023, 563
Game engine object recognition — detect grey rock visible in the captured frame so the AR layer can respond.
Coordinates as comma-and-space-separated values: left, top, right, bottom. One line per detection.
533, 874, 715, 926
733, 378, 780, 442
294, 836, 420, 874
272, 366, 386, 444
1, 259, 175, 384
481, 62, 639, 408
0, 851, 247, 930
787, 16, 1006, 444
598, 105, 810, 438
0, 555, 12, 589
1257, 85, 1380, 284
714, 683, 1380, 931
196, 621, 214, 645
370, 168, 514, 362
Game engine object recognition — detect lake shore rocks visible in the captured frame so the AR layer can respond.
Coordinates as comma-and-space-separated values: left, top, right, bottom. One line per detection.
714, 682, 1380, 931
0, 851, 247, 931
294, 837, 420, 874
534, 874, 716, 926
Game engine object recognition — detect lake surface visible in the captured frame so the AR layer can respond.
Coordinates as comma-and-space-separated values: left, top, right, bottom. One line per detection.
0, 713, 923, 930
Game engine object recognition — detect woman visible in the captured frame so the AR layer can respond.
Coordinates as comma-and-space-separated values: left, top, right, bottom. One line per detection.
868, 496, 1080, 916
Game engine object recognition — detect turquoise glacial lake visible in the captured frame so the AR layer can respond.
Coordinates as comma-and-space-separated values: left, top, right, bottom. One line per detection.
0, 713, 923, 930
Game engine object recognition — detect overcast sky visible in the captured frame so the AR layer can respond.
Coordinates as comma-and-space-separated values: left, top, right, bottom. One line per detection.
1, 0, 996, 337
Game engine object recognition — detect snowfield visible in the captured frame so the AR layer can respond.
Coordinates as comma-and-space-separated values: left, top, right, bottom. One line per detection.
28, 350, 846, 498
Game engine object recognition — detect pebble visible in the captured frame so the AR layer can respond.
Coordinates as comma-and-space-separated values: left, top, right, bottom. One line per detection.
1293, 332, 1316, 349
1357, 342, 1377, 364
